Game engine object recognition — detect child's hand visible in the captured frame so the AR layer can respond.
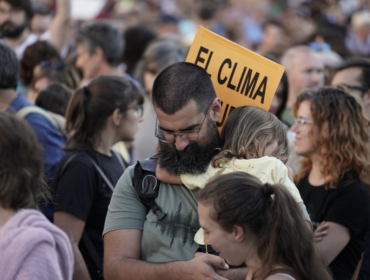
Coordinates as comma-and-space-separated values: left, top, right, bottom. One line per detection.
156, 164, 183, 185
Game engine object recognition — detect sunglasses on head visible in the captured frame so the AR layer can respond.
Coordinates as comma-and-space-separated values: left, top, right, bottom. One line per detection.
40, 61, 66, 70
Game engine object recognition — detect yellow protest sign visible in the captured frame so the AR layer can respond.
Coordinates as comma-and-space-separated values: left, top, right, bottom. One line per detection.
186, 26, 285, 129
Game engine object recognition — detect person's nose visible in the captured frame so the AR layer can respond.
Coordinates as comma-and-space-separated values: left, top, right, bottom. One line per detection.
311, 70, 322, 84
290, 122, 299, 133
174, 136, 190, 151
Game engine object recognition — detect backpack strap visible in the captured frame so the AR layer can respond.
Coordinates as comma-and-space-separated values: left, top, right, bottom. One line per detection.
112, 150, 127, 169
84, 154, 116, 192
81, 231, 104, 279
133, 159, 167, 221
16, 106, 59, 129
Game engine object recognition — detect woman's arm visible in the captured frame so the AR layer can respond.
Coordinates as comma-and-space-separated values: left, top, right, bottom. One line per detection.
315, 221, 350, 265
54, 211, 92, 280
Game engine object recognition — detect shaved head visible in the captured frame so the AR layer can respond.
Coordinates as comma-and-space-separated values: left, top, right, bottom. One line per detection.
281, 45, 324, 108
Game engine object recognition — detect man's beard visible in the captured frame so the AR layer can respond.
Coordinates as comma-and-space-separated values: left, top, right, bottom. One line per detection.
0, 21, 27, 38
157, 120, 222, 175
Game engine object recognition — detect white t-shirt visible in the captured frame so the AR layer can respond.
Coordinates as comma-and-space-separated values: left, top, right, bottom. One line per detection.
11, 31, 49, 60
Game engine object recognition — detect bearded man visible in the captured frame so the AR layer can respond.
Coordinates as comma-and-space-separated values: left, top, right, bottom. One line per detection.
0, 0, 70, 59
103, 62, 247, 280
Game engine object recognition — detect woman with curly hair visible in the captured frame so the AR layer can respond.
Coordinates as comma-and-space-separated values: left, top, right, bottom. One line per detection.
291, 87, 370, 280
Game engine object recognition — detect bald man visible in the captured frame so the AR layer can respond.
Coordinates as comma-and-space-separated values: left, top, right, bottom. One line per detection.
281, 46, 325, 125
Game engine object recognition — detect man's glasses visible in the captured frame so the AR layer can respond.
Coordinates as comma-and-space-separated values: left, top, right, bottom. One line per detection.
341, 84, 370, 98
122, 105, 144, 118
40, 61, 66, 70
155, 101, 213, 143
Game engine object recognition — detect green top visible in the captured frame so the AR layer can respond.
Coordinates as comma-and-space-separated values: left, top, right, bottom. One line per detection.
282, 107, 294, 127
103, 166, 201, 262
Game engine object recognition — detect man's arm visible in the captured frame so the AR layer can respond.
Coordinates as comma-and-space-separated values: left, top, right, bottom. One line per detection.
49, 0, 71, 52
103, 229, 229, 280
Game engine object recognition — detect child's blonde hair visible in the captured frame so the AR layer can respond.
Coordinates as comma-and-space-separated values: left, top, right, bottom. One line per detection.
212, 106, 289, 168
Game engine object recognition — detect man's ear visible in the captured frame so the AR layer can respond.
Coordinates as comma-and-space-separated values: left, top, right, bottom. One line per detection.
233, 225, 245, 243
93, 46, 104, 62
210, 97, 222, 122
112, 109, 121, 127
363, 90, 370, 107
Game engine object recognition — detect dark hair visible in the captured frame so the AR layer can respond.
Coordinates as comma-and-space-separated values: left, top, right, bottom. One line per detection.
3, 0, 33, 19
36, 82, 73, 116
0, 42, 19, 90
199, 172, 332, 280
152, 62, 216, 114
122, 26, 157, 76
65, 75, 144, 150
336, 57, 370, 89
275, 72, 289, 121
76, 21, 124, 67
32, 61, 80, 90
262, 19, 283, 31
20, 41, 60, 86
0, 112, 50, 210
198, 5, 216, 20
294, 87, 370, 189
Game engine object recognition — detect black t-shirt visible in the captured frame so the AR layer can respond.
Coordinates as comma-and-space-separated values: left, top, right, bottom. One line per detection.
298, 176, 370, 280
53, 150, 126, 280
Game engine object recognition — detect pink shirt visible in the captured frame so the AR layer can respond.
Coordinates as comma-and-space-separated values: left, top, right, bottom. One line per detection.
0, 209, 73, 280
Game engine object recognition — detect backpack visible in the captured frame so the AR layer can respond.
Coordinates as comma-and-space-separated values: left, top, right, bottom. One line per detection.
16, 106, 59, 129
133, 158, 167, 221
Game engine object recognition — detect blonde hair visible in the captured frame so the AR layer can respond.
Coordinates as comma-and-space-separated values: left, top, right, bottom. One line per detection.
212, 106, 289, 168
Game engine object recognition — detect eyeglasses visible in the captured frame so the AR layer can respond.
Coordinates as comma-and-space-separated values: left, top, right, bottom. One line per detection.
122, 105, 144, 118
341, 84, 370, 98
40, 61, 66, 70
155, 101, 213, 143
293, 118, 312, 128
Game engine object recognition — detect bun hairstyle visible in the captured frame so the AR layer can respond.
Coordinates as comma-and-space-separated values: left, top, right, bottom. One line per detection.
212, 106, 289, 168
65, 75, 144, 151
198, 172, 332, 280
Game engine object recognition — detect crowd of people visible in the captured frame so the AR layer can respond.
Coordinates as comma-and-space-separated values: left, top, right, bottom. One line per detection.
1, 0, 370, 280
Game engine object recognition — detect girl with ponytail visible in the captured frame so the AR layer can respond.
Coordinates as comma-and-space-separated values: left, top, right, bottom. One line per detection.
53, 75, 144, 280
198, 172, 332, 280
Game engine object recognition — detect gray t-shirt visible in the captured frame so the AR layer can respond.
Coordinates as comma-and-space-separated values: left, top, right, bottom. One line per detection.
103, 166, 201, 262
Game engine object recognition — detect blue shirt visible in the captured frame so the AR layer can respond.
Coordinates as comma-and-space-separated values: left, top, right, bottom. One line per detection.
9, 94, 65, 183
8, 95, 65, 220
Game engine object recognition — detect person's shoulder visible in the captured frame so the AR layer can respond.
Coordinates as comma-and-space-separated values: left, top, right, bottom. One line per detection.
115, 165, 135, 189
266, 274, 296, 280
248, 156, 287, 170
337, 179, 369, 198
3, 210, 69, 247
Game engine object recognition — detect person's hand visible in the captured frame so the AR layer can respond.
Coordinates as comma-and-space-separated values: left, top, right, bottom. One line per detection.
186, 253, 229, 280
314, 221, 329, 243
